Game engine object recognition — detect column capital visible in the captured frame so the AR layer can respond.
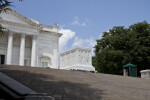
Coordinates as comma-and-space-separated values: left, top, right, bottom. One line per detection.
32, 35, 38, 39
8, 31, 14, 36
21, 34, 26, 38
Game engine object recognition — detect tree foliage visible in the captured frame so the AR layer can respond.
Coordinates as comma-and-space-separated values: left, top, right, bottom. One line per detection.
0, 0, 22, 12
93, 21, 150, 76
0, 0, 12, 13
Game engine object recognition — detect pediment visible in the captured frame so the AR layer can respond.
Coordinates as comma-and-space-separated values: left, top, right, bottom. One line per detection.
0, 8, 39, 27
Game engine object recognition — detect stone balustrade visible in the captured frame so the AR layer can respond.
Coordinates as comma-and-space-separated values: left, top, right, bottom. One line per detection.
40, 24, 58, 32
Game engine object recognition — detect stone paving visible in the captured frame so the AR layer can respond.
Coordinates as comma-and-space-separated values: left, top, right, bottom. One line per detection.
1, 65, 150, 100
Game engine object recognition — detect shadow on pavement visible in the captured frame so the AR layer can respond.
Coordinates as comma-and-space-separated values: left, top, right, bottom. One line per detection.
1, 69, 105, 100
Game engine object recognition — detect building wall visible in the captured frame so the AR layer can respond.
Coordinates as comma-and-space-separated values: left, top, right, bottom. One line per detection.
24, 35, 32, 66
0, 33, 32, 66
11, 34, 32, 66
0, 32, 59, 68
60, 47, 92, 69
11, 34, 20, 65
0, 34, 8, 64
38, 32, 59, 68
78, 50, 92, 66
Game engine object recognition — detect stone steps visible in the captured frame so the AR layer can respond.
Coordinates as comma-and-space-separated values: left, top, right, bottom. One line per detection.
1, 65, 150, 100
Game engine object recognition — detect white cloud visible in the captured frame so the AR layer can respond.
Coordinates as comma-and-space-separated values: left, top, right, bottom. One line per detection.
72, 37, 96, 55
59, 28, 75, 51
72, 37, 96, 47
71, 16, 86, 27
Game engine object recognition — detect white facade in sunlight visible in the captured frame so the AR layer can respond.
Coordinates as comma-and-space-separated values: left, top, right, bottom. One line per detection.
60, 47, 95, 71
0, 8, 62, 68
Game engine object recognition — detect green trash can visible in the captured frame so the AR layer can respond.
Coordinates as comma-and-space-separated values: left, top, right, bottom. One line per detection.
123, 63, 137, 77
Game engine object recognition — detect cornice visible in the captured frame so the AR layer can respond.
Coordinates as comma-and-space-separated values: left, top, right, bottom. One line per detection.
60, 47, 92, 56
40, 30, 62, 37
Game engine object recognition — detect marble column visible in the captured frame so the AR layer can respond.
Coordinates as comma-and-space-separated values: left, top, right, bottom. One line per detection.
31, 35, 37, 66
6, 32, 13, 65
19, 34, 26, 66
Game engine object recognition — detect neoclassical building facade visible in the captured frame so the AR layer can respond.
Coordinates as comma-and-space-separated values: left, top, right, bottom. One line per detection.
0, 9, 62, 68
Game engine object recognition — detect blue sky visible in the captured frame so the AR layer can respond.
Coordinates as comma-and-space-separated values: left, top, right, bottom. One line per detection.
12, 0, 150, 54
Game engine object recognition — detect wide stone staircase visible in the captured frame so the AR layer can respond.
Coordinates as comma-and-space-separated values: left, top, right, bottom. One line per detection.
1, 65, 150, 100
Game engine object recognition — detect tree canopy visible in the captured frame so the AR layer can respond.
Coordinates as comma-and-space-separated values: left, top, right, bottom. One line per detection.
0, 0, 22, 12
93, 21, 150, 76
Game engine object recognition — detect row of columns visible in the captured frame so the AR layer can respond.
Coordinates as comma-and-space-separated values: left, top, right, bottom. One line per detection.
6, 32, 37, 66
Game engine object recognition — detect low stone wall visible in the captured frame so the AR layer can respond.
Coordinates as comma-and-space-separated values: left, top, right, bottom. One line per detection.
140, 69, 150, 79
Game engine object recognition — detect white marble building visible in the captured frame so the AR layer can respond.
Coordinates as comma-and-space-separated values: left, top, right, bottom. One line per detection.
60, 47, 95, 71
0, 8, 62, 68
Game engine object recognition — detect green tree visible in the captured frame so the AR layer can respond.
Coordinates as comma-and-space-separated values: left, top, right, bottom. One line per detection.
0, 0, 22, 12
93, 21, 150, 76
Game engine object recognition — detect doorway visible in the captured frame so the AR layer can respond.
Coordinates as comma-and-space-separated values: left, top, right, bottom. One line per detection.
123, 68, 129, 76
0, 55, 5, 67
